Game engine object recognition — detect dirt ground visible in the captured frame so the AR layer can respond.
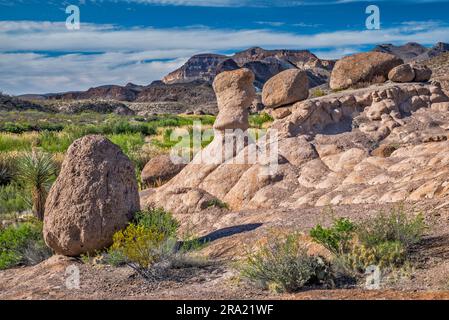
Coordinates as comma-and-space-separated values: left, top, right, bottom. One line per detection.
1, 201, 449, 300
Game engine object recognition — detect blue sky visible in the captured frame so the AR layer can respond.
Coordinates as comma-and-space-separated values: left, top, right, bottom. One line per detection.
1, 0, 449, 94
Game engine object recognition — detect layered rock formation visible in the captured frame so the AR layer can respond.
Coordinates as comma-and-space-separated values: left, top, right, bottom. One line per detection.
163, 47, 334, 90
44, 135, 140, 256
142, 79, 449, 214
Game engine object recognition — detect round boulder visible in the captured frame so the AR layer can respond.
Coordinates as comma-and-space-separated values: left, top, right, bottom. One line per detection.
413, 65, 432, 82
44, 135, 140, 256
330, 52, 403, 90
262, 69, 309, 109
388, 64, 415, 83
141, 154, 187, 187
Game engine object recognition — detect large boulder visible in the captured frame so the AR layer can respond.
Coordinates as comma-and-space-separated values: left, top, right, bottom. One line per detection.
262, 69, 309, 109
388, 64, 415, 83
213, 68, 255, 131
330, 52, 403, 90
43, 135, 140, 256
141, 154, 187, 187
413, 65, 432, 82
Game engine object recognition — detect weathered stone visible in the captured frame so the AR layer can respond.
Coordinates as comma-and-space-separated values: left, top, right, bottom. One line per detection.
413, 65, 432, 82
262, 69, 309, 109
44, 135, 140, 256
330, 52, 403, 90
213, 68, 255, 131
388, 64, 415, 83
141, 154, 187, 187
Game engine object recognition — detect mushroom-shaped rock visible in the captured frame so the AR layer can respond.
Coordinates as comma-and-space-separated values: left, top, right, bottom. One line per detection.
388, 64, 415, 83
262, 69, 309, 109
330, 52, 403, 90
213, 68, 256, 131
43, 135, 140, 256
141, 154, 187, 187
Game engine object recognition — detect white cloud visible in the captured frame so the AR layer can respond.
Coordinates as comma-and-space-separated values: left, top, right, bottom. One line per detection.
1, 20, 449, 94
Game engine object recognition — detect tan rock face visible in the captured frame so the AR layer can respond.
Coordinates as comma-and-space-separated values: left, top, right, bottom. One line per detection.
262, 69, 309, 109
388, 64, 415, 83
44, 135, 140, 256
141, 154, 186, 187
213, 68, 255, 131
330, 52, 403, 90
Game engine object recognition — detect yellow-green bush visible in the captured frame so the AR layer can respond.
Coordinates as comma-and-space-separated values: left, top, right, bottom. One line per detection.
111, 223, 166, 269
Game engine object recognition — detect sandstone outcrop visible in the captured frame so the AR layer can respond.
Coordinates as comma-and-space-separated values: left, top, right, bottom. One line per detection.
330, 52, 403, 90
44, 135, 140, 256
142, 82, 449, 214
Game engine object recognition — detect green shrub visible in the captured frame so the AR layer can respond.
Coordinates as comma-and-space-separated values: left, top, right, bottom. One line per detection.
0, 184, 31, 215
309, 206, 426, 272
0, 154, 17, 186
240, 232, 333, 293
249, 113, 273, 129
206, 199, 229, 209
310, 218, 356, 255
134, 208, 180, 239
0, 219, 51, 270
356, 206, 426, 250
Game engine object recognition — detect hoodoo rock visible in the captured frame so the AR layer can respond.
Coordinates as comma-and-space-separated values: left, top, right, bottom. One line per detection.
213, 68, 255, 131
262, 69, 309, 109
44, 135, 140, 256
330, 52, 403, 90
141, 69, 257, 213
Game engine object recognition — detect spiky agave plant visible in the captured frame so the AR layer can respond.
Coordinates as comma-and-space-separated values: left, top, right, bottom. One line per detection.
17, 150, 56, 220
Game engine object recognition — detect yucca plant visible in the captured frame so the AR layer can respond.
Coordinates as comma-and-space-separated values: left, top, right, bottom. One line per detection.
17, 150, 56, 220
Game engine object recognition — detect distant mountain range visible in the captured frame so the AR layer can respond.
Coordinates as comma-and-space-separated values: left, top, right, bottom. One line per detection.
12, 42, 449, 114
373, 42, 449, 63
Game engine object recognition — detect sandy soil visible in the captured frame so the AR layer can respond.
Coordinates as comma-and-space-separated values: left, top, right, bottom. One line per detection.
1, 201, 449, 300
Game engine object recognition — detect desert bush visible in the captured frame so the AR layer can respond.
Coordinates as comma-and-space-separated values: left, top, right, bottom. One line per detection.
0, 219, 51, 270
206, 199, 229, 209
311, 88, 327, 98
110, 208, 209, 279
310, 206, 426, 272
0, 154, 17, 186
134, 208, 180, 239
249, 113, 273, 129
310, 218, 356, 255
0, 184, 31, 216
240, 231, 333, 293
17, 151, 57, 220
356, 206, 426, 250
